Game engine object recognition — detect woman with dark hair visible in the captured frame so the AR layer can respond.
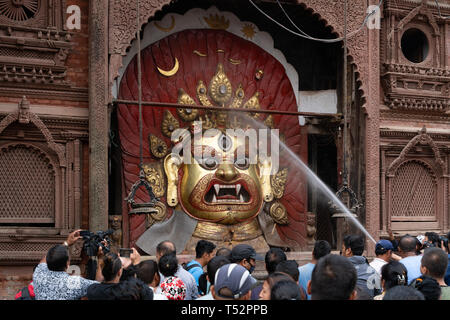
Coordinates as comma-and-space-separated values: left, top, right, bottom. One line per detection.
374, 261, 408, 300
158, 253, 186, 300
86, 252, 153, 300
259, 272, 295, 300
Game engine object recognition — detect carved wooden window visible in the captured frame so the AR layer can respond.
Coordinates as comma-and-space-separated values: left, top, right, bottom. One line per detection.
0, 0, 58, 28
390, 160, 436, 221
0, 144, 55, 224
0, 0, 40, 22
0, 0, 72, 94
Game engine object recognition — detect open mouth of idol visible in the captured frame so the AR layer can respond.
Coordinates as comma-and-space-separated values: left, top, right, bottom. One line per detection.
203, 179, 251, 204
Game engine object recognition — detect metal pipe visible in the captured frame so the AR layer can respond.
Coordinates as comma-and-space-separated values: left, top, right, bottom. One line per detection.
113, 99, 340, 118
137, 0, 143, 168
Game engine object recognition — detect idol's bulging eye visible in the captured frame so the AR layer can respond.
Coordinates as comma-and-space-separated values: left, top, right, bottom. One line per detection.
219, 134, 232, 151
235, 157, 249, 170
197, 156, 220, 170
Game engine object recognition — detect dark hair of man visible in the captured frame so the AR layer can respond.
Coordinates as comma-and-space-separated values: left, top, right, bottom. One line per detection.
266, 272, 293, 289
102, 253, 122, 282
425, 232, 440, 246
399, 235, 417, 253
383, 285, 425, 300
135, 260, 158, 285
275, 260, 299, 282
380, 261, 408, 290
207, 256, 230, 286
265, 248, 287, 274
120, 265, 138, 282
312, 240, 331, 260
156, 241, 176, 256
158, 253, 178, 277
270, 280, 301, 300
310, 254, 357, 300
421, 247, 448, 279
195, 240, 216, 259
113, 277, 154, 300
215, 247, 232, 260
411, 275, 441, 300
343, 235, 365, 256
46, 245, 69, 271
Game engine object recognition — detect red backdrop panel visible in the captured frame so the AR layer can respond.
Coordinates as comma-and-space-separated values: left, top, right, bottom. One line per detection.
118, 29, 308, 249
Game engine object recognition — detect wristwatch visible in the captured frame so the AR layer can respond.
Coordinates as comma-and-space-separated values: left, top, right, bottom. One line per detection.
63, 241, 69, 247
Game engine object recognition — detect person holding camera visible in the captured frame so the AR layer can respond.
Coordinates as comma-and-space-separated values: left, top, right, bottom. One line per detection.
444, 231, 450, 286
86, 249, 153, 300
33, 229, 101, 300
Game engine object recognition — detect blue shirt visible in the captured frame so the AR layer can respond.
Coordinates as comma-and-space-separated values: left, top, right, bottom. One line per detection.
445, 254, 450, 286
400, 255, 423, 284
186, 260, 204, 287
298, 262, 315, 300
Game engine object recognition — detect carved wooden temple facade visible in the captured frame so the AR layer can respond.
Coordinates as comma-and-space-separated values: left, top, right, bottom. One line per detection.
0, 0, 449, 298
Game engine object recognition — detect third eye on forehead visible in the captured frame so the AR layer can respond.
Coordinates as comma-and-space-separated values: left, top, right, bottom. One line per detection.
219, 134, 232, 151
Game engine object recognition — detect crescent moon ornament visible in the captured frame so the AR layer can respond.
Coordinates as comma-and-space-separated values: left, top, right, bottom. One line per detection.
157, 57, 179, 77
154, 16, 175, 32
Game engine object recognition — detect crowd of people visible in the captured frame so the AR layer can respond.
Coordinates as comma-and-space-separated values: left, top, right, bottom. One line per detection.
14, 229, 450, 300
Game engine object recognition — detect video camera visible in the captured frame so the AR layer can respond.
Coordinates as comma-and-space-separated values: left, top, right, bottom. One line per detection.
80, 230, 113, 257
422, 235, 449, 251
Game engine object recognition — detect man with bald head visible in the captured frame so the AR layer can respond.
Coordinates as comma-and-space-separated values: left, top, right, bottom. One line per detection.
155, 240, 176, 261
399, 235, 423, 284
155, 240, 199, 300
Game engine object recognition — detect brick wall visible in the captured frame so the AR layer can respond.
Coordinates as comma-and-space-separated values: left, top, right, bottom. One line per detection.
0, 266, 33, 300
65, 0, 89, 90
0, 0, 89, 108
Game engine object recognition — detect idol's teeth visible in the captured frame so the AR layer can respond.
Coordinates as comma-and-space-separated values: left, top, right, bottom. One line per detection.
212, 194, 217, 203
236, 184, 241, 195
240, 194, 244, 202
214, 184, 220, 195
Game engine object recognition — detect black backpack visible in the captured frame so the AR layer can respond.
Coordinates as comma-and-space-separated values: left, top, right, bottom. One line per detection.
182, 261, 208, 295
15, 285, 35, 300
182, 261, 202, 272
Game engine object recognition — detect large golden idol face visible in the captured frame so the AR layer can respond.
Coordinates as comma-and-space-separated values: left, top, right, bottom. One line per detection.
165, 130, 273, 225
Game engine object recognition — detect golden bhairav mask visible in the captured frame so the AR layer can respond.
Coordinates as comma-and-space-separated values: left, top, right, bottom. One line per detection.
159, 62, 280, 225
164, 129, 274, 225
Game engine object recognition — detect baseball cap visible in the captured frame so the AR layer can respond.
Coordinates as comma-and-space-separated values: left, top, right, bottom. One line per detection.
214, 263, 257, 299
376, 239, 394, 251
230, 244, 264, 261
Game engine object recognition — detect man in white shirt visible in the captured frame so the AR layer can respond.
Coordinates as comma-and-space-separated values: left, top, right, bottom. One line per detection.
370, 240, 394, 275
155, 240, 199, 300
